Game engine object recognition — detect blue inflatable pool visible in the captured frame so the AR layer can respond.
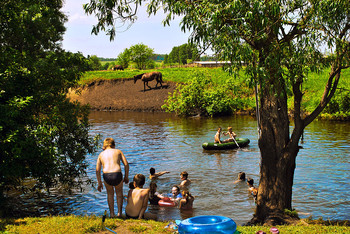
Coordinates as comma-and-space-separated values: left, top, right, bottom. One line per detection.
178, 215, 236, 234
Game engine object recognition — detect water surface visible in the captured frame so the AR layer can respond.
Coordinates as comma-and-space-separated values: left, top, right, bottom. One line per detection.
17, 111, 350, 225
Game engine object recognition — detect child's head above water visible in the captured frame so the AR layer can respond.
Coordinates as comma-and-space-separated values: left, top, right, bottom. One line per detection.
150, 167, 155, 175
238, 172, 246, 181
247, 177, 254, 186
129, 182, 135, 189
180, 171, 188, 180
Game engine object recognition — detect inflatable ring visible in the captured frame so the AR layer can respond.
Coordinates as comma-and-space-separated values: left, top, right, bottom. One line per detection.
158, 197, 176, 207
178, 215, 236, 234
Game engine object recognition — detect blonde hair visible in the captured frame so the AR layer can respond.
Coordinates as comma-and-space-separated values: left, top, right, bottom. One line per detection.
103, 138, 115, 149
181, 190, 193, 203
227, 127, 233, 132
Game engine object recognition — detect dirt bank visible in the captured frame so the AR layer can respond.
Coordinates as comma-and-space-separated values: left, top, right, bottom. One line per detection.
68, 78, 177, 111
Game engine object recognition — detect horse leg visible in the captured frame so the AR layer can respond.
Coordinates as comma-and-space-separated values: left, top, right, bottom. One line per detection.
146, 81, 152, 90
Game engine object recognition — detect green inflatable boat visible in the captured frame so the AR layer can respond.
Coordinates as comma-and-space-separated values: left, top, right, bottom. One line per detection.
202, 138, 250, 150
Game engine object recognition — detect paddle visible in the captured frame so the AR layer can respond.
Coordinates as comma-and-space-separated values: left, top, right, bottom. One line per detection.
232, 137, 240, 149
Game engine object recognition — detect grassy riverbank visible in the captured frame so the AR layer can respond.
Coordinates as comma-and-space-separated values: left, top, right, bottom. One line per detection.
1, 215, 349, 233
81, 67, 350, 120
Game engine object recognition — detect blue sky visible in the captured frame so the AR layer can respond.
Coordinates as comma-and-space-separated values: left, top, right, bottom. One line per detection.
61, 0, 191, 58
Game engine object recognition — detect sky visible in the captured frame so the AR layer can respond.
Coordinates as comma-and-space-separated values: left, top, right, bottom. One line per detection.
61, 0, 191, 58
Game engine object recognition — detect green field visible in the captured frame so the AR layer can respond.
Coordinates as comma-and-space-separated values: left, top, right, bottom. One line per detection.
80, 67, 350, 119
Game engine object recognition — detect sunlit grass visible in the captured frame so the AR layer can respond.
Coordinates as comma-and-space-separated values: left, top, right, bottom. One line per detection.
1, 215, 349, 233
80, 67, 247, 85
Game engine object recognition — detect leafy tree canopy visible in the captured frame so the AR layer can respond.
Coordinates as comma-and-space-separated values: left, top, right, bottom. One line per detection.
166, 43, 199, 64
129, 43, 154, 69
0, 0, 99, 199
116, 48, 131, 69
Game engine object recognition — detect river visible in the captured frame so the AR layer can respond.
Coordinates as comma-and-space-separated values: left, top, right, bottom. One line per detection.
16, 111, 350, 225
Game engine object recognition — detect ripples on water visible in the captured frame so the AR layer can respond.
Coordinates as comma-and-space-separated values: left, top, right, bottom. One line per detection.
15, 111, 350, 225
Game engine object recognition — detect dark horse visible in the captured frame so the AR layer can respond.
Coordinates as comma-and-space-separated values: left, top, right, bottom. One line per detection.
113, 65, 124, 71
133, 72, 163, 92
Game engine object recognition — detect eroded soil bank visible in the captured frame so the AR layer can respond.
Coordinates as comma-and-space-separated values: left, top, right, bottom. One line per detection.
67, 78, 177, 111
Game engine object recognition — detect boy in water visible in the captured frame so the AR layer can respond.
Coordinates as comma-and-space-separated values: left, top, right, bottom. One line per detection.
148, 182, 164, 205
179, 190, 195, 210
125, 174, 150, 219
149, 167, 170, 180
247, 177, 258, 200
170, 185, 183, 204
96, 138, 129, 217
214, 127, 222, 144
222, 126, 237, 143
179, 171, 191, 189
234, 172, 246, 184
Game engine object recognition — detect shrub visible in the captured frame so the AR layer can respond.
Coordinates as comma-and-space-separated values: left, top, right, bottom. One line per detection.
162, 72, 238, 116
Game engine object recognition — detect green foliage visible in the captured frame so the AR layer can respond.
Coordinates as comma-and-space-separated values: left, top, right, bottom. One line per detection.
284, 208, 299, 218
162, 71, 249, 116
87, 55, 103, 70
166, 43, 199, 65
129, 43, 154, 70
0, 0, 98, 197
116, 48, 131, 69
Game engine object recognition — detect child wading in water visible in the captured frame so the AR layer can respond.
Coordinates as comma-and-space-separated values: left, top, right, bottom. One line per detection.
179, 190, 195, 210
148, 182, 164, 205
234, 172, 246, 184
247, 177, 258, 201
149, 167, 170, 180
179, 171, 191, 189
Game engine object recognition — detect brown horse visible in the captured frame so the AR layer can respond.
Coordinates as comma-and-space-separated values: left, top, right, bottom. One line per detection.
113, 65, 124, 71
133, 72, 163, 91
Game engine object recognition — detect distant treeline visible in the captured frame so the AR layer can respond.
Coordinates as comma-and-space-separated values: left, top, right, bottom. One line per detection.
98, 43, 215, 64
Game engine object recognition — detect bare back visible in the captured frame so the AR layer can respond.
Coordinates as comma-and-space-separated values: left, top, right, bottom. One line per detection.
98, 148, 124, 173
125, 188, 149, 218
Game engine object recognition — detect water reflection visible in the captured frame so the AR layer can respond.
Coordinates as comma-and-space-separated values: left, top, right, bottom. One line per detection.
9, 111, 350, 225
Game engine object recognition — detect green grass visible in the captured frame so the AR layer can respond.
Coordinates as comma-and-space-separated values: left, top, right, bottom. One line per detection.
1, 216, 349, 233
80, 67, 246, 85
80, 66, 350, 119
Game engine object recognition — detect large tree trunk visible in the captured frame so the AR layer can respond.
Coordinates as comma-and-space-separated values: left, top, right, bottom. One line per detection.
252, 72, 302, 225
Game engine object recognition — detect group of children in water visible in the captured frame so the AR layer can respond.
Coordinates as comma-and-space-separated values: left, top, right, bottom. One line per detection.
148, 168, 194, 210
96, 137, 256, 220
123, 168, 194, 219
234, 171, 259, 201
96, 137, 195, 219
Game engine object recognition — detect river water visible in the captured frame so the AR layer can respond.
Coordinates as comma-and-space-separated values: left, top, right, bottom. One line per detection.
16, 111, 350, 225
